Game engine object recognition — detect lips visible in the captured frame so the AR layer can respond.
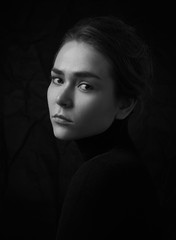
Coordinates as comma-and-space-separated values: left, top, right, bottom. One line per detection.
52, 114, 73, 124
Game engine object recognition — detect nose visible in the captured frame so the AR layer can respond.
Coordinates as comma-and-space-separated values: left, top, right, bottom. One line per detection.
56, 86, 73, 108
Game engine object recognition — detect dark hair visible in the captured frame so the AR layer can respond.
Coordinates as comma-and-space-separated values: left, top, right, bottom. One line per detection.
56, 16, 153, 111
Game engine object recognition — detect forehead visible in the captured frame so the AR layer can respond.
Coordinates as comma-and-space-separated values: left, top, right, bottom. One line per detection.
54, 41, 112, 79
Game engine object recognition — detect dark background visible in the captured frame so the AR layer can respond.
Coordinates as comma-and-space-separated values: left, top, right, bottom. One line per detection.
0, 1, 176, 239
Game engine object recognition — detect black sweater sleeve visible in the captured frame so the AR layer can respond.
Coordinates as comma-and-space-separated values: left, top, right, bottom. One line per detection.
56, 150, 161, 240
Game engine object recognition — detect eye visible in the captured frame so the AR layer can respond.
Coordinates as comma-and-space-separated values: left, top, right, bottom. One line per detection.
78, 83, 94, 92
51, 76, 64, 85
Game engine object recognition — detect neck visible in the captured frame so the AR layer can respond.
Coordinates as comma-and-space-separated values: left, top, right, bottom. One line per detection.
75, 119, 135, 161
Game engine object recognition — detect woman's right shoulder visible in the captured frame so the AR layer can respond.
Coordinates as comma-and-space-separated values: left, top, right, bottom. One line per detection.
70, 147, 150, 192
77, 147, 144, 176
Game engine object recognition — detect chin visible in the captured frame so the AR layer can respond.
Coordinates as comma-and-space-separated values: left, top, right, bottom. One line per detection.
53, 132, 72, 141
52, 128, 74, 141
52, 124, 109, 141
53, 130, 88, 141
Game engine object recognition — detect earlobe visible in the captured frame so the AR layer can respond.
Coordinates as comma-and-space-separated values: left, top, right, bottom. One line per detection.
115, 99, 137, 120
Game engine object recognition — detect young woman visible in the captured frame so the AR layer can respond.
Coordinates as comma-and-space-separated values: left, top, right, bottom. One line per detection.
47, 16, 161, 239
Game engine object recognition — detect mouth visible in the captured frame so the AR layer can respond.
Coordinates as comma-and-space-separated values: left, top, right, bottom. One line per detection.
52, 114, 73, 125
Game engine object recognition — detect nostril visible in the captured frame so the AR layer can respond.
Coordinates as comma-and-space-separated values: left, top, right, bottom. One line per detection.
57, 96, 73, 108
56, 86, 74, 108
61, 101, 72, 108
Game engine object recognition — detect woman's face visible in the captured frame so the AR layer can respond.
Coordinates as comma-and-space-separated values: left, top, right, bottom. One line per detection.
47, 40, 120, 140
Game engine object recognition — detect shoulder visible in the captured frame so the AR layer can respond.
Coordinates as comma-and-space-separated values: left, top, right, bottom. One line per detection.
64, 147, 158, 215
74, 147, 146, 180
69, 148, 152, 195
58, 148, 160, 240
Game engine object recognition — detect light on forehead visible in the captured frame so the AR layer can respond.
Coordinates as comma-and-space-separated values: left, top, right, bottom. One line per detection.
53, 40, 113, 82
51, 67, 101, 80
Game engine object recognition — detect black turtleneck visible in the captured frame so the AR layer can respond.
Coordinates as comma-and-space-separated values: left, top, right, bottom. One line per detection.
57, 118, 160, 240
75, 118, 136, 161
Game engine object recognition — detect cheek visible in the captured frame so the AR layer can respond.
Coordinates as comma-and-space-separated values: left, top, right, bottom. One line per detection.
75, 94, 116, 122
47, 86, 55, 109
75, 94, 100, 114
74, 97, 116, 137
47, 85, 56, 101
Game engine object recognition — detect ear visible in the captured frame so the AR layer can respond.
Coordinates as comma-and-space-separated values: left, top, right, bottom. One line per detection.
115, 98, 137, 120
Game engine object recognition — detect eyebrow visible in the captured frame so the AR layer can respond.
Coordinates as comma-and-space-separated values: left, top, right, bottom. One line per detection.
51, 68, 101, 80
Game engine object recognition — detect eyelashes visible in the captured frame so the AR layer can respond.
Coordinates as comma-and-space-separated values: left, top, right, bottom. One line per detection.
50, 76, 94, 92
78, 83, 94, 91
50, 76, 64, 85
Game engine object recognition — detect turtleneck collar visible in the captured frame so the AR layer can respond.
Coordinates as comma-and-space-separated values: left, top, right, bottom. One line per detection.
75, 119, 135, 161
